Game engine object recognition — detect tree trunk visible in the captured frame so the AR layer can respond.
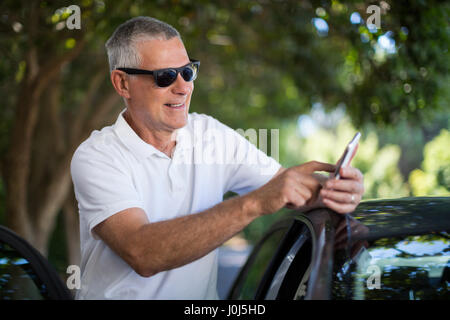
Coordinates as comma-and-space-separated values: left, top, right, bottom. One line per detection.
4, 81, 41, 244
1, 1, 125, 263
3, 38, 86, 253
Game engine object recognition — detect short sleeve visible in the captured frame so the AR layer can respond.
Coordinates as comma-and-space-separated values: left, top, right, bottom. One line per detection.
212, 120, 281, 196
70, 144, 144, 239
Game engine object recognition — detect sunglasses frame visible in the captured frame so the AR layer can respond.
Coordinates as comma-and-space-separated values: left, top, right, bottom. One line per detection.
116, 59, 200, 87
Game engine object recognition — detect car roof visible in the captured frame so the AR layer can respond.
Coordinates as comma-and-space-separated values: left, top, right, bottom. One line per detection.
350, 196, 450, 240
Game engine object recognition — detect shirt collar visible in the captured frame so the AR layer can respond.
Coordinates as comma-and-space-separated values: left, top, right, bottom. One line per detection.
113, 109, 192, 160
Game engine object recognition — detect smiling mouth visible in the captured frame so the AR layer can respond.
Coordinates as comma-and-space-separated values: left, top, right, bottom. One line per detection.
164, 103, 185, 109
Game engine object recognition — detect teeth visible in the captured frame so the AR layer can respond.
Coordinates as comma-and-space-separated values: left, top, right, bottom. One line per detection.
166, 103, 183, 107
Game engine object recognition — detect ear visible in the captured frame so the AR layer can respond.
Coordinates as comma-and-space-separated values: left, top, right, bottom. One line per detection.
110, 70, 131, 99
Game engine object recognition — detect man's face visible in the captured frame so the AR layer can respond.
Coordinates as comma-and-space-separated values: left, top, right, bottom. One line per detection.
127, 37, 194, 134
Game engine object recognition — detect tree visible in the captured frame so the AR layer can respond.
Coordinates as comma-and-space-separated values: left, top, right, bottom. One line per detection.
279, 116, 410, 200
0, 0, 448, 263
0, 0, 127, 257
409, 129, 450, 196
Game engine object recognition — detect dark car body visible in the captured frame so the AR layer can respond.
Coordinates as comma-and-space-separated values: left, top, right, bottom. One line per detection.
228, 197, 450, 300
0, 225, 72, 300
1, 196, 449, 300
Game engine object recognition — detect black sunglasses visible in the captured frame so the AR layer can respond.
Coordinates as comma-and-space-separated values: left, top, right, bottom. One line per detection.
116, 59, 200, 88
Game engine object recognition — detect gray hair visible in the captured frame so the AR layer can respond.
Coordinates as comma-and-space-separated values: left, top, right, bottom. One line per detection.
105, 16, 181, 72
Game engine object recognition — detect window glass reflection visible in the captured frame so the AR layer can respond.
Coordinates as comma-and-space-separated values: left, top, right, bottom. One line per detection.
332, 233, 450, 300
236, 227, 288, 299
0, 242, 47, 300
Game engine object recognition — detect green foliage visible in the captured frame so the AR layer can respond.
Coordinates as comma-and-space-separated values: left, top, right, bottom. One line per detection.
47, 211, 68, 276
409, 129, 450, 196
0, 0, 449, 263
242, 107, 448, 243
279, 117, 410, 200
1, 0, 449, 138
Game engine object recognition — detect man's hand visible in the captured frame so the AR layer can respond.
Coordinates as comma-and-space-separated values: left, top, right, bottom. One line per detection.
318, 166, 364, 214
250, 161, 336, 216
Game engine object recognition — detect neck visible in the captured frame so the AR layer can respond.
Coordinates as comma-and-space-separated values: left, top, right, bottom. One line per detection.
123, 110, 177, 157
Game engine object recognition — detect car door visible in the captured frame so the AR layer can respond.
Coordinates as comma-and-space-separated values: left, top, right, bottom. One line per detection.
331, 231, 450, 300
227, 214, 316, 300
262, 215, 315, 300
0, 225, 73, 300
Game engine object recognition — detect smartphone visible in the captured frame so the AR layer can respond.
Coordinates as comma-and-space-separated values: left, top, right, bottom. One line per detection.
334, 132, 361, 179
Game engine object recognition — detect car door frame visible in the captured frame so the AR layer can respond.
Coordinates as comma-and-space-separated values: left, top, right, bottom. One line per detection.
227, 218, 293, 299
0, 225, 73, 300
227, 208, 340, 300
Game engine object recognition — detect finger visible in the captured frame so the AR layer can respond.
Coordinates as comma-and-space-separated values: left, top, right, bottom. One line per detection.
288, 170, 323, 192
320, 189, 359, 204
283, 171, 322, 208
295, 184, 313, 204
312, 173, 329, 186
324, 179, 364, 194
302, 176, 323, 192
339, 167, 363, 182
296, 161, 336, 174
322, 198, 357, 214
286, 185, 311, 208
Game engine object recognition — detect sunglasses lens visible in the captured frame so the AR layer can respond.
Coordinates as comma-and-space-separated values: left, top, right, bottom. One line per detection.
153, 62, 199, 87
156, 69, 177, 87
181, 65, 196, 82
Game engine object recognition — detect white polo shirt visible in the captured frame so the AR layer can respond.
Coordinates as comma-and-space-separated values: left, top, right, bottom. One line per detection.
70, 109, 281, 300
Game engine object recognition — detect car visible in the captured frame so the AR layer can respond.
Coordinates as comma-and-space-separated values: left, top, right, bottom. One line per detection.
227, 197, 450, 300
1, 197, 449, 300
0, 225, 72, 300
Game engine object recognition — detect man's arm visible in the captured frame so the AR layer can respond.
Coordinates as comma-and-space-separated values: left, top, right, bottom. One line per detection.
94, 161, 334, 277
94, 193, 258, 277
273, 166, 287, 178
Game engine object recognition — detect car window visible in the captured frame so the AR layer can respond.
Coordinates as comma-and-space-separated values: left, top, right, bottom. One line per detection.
265, 223, 313, 300
0, 226, 72, 300
228, 223, 290, 299
0, 241, 47, 299
332, 232, 450, 300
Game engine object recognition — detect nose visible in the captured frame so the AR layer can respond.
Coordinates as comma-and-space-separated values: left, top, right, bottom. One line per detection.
171, 73, 193, 95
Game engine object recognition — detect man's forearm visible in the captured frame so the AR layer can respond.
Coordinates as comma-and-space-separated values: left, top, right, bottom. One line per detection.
132, 192, 261, 277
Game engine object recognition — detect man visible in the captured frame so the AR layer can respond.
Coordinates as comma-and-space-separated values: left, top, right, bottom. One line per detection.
70, 16, 364, 299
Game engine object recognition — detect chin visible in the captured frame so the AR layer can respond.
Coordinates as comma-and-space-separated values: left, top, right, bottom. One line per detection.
169, 118, 188, 130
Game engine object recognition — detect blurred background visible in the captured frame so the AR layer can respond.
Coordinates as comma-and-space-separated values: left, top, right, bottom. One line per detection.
0, 0, 448, 298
